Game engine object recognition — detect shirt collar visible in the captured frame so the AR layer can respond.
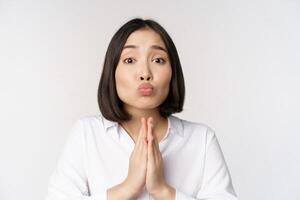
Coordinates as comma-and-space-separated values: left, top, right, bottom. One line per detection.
101, 115, 184, 137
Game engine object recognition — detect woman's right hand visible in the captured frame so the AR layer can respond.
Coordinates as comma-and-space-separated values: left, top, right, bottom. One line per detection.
123, 117, 149, 198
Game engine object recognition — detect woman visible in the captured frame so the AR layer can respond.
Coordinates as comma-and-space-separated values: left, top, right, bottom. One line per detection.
45, 18, 238, 200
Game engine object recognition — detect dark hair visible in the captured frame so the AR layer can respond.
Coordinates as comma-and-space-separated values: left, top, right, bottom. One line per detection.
97, 18, 185, 122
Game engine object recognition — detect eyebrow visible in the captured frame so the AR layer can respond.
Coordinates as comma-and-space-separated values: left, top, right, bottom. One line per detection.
122, 44, 167, 53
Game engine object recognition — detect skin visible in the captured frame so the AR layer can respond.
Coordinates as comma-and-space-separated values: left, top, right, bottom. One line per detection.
113, 27, 176, 199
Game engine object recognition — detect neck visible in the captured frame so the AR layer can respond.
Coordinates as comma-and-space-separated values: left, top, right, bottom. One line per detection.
120, 105, 168, 141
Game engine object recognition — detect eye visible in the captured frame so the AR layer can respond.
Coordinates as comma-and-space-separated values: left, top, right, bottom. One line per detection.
123, 58, 135, 64
153, 58, 166, 64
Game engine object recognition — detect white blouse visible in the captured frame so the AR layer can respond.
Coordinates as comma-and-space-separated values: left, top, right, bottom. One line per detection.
45, 114, 238, 200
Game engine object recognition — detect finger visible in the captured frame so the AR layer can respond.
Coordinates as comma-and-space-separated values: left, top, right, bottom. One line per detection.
152, 132, 160, 163
137, 117, 148, 159
139, 117, 146, 140
141, 117, 148, 157
147, 117, 154, 162
153, 130, 160, 154
147, 117, 153, 141
153, 138, 161, 164
143, 117, 148, 145
135, 117, 145, 151
149, 119, 161, 163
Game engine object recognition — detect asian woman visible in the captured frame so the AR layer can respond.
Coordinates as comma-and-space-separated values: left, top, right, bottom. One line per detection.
45, 18, 238, 200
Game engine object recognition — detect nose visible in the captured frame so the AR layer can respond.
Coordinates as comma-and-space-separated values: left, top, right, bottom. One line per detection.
139, 63, 153, 81
140, 75, 152, 81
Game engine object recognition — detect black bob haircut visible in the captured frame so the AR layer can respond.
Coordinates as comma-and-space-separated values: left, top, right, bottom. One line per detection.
97, 18, 185, 123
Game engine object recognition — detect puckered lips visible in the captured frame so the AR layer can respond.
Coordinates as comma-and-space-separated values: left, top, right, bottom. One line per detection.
138, 83, 154, 96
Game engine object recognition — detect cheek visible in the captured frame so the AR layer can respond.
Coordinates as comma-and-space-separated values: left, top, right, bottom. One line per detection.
115, 67, 134, 96
115, 68, 124, 88
116, 66, 129, 86
158, 67, 172, 88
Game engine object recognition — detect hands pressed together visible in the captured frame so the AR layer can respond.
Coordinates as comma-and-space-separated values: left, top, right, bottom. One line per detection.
124, 117, 176, 200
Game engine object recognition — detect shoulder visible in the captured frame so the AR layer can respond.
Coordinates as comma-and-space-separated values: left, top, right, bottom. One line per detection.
71, 113, 107, 134
171, 115, 216, 140
76, 113, 103, 125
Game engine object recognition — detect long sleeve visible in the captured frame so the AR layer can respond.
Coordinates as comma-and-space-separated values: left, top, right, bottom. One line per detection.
175, 127, 238, 200
45, 119, 107, 200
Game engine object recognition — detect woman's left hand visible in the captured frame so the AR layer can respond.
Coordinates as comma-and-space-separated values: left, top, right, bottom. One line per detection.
145, 117, 175, 199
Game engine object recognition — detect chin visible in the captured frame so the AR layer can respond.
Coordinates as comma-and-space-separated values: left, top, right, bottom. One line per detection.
135, 104, 158, 110
129, 101, 161, 110
122, 96, 165, 110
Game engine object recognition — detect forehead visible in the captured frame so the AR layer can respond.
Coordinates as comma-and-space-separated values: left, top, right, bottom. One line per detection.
124, 28, 166, 49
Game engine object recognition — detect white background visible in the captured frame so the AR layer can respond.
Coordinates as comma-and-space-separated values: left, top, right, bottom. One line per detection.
0, 0, 299, 200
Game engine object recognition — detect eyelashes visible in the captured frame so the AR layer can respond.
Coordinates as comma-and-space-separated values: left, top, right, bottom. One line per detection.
123, 57, 166, 64
123, 58, 135, 64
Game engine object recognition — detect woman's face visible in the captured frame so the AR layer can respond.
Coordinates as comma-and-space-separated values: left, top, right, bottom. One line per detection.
115, 28, 172, 111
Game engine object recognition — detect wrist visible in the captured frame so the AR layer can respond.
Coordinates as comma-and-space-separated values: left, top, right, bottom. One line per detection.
107, 180, 136, 200
120, 180, 139, 200
151, 184, 176, 200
